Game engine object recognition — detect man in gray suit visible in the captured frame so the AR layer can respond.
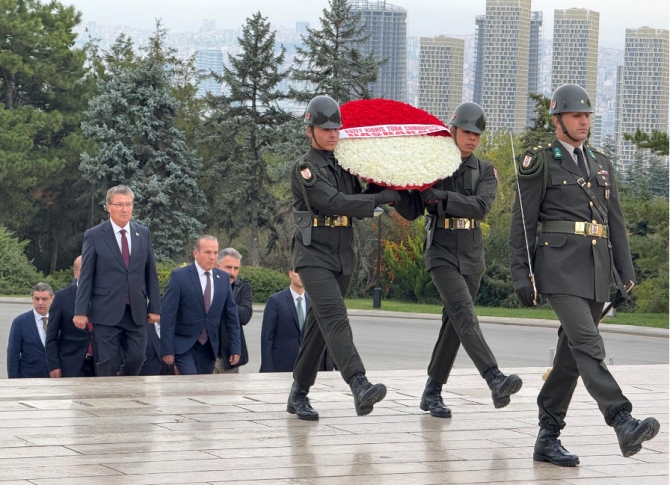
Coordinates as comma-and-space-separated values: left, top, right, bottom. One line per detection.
74, 185, 161, 376
509, 84, 659, 467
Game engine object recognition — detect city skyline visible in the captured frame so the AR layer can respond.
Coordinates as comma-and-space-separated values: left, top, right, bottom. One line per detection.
64, 0, 667, 49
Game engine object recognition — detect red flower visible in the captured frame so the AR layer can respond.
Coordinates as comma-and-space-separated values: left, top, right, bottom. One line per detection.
340, 99, 450, 138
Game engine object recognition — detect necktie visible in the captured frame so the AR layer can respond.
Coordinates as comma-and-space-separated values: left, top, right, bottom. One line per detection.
574, 148, 588, 179
296, 296, 305, 330
86, 322, 94, 357
120, 229, 130, 268
41, 316, 48, 333
198, 272, 211, 345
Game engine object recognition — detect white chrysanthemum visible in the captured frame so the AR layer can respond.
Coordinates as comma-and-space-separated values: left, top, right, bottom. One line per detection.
334, 135, 462, 189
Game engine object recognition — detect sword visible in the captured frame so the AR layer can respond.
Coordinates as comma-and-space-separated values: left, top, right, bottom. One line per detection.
510, 133, 538, 306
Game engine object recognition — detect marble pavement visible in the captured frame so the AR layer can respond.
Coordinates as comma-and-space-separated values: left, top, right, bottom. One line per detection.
0, 365, 666, 484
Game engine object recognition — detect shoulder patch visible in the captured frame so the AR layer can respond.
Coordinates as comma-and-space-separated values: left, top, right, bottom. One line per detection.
518, 147, 548, 179
296, 161, 317, 184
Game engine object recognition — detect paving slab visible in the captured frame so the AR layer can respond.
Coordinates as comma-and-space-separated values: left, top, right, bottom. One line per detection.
0, 365, 665, 485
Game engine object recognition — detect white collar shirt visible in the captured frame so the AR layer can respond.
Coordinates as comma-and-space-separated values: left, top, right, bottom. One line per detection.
558, 140, 588, 177
194, 261, 214, 305
110, 220, 132, 255
289, 287, 306, 314
33, 309, 48, 346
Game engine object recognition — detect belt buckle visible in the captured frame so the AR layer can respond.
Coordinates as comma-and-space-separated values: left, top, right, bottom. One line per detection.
575, 222, 586, 235
588, 223, 603, 237
454, 218, 470, 230
334, 216, 348, 227
324, 217, 331, 227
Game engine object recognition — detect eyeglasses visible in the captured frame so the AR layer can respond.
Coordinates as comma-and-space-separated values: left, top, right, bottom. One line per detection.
109, 203, 133, 209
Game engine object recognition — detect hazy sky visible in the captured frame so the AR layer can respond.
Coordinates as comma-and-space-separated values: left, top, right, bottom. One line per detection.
67, 0, 668, 49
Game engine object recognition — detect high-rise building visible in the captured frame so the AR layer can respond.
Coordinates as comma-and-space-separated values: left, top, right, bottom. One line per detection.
473, 15, 485, 106
418, 37, 464, 124
527, 11, 543, 126
615, 27, 669, 170
551, 9, 599, 104
296, 21, 310, 37
196, 49, 223, 98
475, 0, 531, 132
201, 19, 215, 32
350, 0, 407, 102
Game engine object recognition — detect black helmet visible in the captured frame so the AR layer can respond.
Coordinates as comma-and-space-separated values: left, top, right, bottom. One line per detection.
550, 84, 593, 114
304, 95, 342, 129
449, 102, 486, 134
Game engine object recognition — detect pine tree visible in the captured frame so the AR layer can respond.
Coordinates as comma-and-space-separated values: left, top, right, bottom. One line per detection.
80, 22, 205, 260
519, 93, 554, 150
0, 0, 96, 273
199, 12, 292, 266
289, 0, 385, 103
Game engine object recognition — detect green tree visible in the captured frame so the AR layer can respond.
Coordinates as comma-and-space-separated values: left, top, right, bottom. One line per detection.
200, 12, 291, 266
519, 93, 554, 150
0, 226, 43, 295
0, 0, 96, 273
80, 22, 205, 260
624, 128, 669, 156
289, 0, 385, 103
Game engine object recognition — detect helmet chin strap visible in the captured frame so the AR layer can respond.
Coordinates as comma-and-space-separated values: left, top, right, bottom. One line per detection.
309, 126, 327, 151
556, 114, 580, 143
451, 126, 459, 149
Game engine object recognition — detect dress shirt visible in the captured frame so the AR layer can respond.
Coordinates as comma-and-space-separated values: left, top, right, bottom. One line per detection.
558, 140, 589, 177
194, 261, 214, 306
154, 322, 160, 338
289, 287, 306, 319
32, 309, 48, 346
110, 220, 132, 256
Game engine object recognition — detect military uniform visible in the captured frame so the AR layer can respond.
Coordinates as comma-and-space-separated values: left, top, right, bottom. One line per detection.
291, 147, 378, 387
509, 139, 635, 430
396, 153, 499, 383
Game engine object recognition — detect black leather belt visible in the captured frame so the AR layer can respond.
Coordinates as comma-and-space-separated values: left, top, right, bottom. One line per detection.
436, 218, 480, 230
542, 221, 609, 238
313, 215, 351, 227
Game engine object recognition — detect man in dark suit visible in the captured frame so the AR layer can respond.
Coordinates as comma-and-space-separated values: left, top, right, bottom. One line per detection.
260, 270, 309, 373
214, 248, 253, 374
161, 236, 241, 375
46, 256, 95, 378
74, 185, 161, 377
7, 282, 53, 378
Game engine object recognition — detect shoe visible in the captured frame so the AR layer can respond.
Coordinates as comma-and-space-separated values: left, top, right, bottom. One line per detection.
612, 410, 660, 457
349, 373, 386, 416
286, 381, 319, 421
485, 367, 523, 409
419, 377, 452, 418
533, 428, 580, 467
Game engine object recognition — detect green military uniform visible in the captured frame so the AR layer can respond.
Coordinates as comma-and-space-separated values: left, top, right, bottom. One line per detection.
396, 154, 499, 383
508, 139, 635, 430
291, 147, 378, 387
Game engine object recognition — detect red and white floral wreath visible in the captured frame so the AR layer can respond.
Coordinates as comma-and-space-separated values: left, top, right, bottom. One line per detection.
334, 99, 462, 190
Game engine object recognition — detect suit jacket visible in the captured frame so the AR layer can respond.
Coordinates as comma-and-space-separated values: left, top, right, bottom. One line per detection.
75, 219, 161, 326
160, 264, 241, 360
509, 139, 635, 302
139, 323, 162, 376
260, 288, 310, 372
219, 278, 252, 370
7, 311, 49, 378
45, 281, 92, 377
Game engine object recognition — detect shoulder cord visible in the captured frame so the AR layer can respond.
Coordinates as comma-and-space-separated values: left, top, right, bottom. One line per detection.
518, 148, 548, 201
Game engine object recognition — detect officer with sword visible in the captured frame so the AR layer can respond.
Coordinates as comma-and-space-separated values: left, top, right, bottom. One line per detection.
509, 84, 660, 467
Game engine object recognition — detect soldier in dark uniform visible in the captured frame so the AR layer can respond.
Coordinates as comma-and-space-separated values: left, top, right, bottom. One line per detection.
395, 102, 523, 419
287, 95, 403, 420
509, 84, 660, 467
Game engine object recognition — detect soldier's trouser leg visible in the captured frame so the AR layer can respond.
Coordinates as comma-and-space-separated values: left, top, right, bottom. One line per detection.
428, 265, 497, 382
293, 267, 365, 388
542, 294, 632, 428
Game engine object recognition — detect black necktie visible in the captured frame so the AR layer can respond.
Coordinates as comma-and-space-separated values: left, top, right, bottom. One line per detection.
574, 148, 588, 179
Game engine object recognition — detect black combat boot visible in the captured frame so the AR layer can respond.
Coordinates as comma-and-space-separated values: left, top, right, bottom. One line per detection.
612, 410, 660, 457
484, 367, 523, 408
286, 381, 319, 421
533, 428, 580, 467
349, 373, 387, 416
419, 377, 452, 418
